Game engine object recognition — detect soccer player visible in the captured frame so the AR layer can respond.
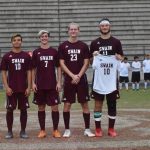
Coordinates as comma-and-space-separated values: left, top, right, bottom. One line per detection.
119, 57, 130, 90
131, 56, 141, 90
0, 34, 31, 139
142, 54, 150, 89
58, 22, 95, 138
90, 18, 123, 137
32, 30, 62, 138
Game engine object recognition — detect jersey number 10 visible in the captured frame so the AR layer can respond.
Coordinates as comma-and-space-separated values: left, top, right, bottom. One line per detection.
104, 68, 110, 75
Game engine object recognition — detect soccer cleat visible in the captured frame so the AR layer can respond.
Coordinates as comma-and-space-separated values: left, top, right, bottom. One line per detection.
84, 129, 95, 137
5, 131, 13, 139
108, 128, 117, 137
63, 129, 71, 138
95, 128, 103, 137
20, 130, 29, 139
52, 130, 61, 138
38, 130, 46, 138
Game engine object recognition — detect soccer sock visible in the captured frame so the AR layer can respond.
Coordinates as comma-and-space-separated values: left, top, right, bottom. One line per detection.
38, 111, 45, 130
83, 113, 90, 129
94, 111, 102, 129
132, 83, 135, 90
20, 110, 27, 131
51, 111, 59, 130
136, 83, 139, 89
6, 110, 13, 132
63, 111, 70, 129
108, 117, 116, 128
125, 83, 128, 90
144, 82, 147, 89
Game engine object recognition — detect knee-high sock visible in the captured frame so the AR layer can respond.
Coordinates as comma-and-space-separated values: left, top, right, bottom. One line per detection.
63, 112, 70, 129
38, 111, 45, 130
51, 111, 59, 130
6, 110, 13, 132
83, 113, 90, 129
20, 110, 27, 131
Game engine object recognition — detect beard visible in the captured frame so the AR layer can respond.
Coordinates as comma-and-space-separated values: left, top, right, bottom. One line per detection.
100, 29, 110, 35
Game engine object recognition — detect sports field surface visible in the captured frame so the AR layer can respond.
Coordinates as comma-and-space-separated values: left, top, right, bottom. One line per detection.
0, 89, 149, 150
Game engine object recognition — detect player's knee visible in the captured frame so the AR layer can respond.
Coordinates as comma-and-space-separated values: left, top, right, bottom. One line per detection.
38, 105, 46, 111
63, 102, 71, 112
94, 111, 102, 121
7, 109, 13, 113
51, 105, 59, 111
81, 102, 89, 113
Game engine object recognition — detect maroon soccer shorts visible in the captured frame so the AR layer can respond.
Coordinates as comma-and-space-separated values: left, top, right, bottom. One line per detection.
62, 81, 90, 104
6, 92, 29, 110
33, 89, 60, 106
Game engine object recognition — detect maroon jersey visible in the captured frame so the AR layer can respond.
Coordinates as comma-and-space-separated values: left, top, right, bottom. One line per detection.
32, 47, 59, 90
0, 51, 31, 92
90, 36, 123, 57
58, 40, 90, 82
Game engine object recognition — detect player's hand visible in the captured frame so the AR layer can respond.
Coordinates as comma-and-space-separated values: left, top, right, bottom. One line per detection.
93, 51, 99, 56
6, 87, 13, 96
25, 88, 31, 97
56, 82, 62, 92
32, 83, 37, 93
71, 75, 80, 84
115, 53, 123, 60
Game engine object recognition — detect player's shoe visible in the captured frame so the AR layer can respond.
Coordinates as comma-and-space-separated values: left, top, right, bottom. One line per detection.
108, 128, 117, 137
52, 130, 61, 138
63, 129, 71, 138
5, 131, 13, 139
95, 128, 103, 137
84, 129, 95, 137
20, 130, 29, 139
38, 130, 46, 138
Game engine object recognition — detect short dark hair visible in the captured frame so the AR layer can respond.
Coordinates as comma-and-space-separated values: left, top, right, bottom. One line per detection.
134, 56, 139, 60
11, 33, 22, 42
124, 57, 128, 60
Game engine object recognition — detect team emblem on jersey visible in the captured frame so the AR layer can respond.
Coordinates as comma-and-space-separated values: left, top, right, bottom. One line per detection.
97, 42, 100, 44
63, 97, 67, 101
65, 45, 68, 48
9, 55, 12, 57
38, 52, 40, 55
55, 99, 58, 103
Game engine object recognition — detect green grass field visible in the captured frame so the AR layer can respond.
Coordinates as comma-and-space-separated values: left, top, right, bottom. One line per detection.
0, 88, 149, 111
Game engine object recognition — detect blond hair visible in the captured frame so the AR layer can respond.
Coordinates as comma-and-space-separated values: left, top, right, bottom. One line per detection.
68, 22, 80, 30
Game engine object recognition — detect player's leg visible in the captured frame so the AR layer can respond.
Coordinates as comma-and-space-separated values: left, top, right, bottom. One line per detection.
33, 90, 46, 138
119, 76, 123, 90
125, 77, 129, 90
6, 109, 14, 139
131, 72, 136, 90
77, 78, 95, 137
47, 89, 61, 138
5, 93, 17, 139
18, 92, 30, 139
62, 83, 74, 138
80, 102, 95, 137
144, 73, 148, 89
91, 91, 104, 137
107, 92, 117, 137
136, 72, 140, 90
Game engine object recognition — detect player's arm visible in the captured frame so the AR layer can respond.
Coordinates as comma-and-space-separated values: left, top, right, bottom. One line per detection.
59, 59, 80, 84
78, 58, 89, 78
25, 70, 32, 97
56, 66, 62, 92
1, 70, 13, 96
31, 68, 37, 92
